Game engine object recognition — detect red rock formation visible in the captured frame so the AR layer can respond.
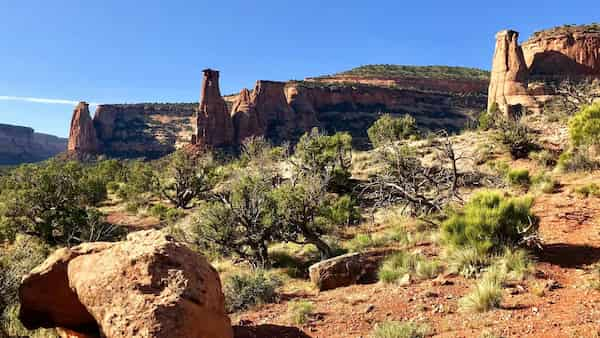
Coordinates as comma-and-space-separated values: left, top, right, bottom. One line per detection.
93, 103, 195, 157
231, 88, 264, 143
285, 85, 320, 131
196, 69, 234, 147
488, 25, 600, 115
523, 26, 600, 76
487, 30, 534, 112
19, 230, 233, 338
67, 102, 99, 154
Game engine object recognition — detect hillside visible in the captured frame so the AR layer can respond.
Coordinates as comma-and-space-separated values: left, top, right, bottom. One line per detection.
305, 65, 490, 94
330, 64, 490, 81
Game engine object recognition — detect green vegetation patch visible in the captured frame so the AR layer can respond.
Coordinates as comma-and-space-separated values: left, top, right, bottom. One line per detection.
333, 64, 490, 81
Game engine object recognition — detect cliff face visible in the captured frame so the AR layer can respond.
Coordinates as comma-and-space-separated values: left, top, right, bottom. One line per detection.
522, 25, 600, 76
0, 124, 67, 165
68, 66, 487, 157
94, 103, 196, 157
224, 79, 486, 147
488, 24, 600, 114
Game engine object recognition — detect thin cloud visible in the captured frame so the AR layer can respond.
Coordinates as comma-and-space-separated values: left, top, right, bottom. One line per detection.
0, 96, 99, 106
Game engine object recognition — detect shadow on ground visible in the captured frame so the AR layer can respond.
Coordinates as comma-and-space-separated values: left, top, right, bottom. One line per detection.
234, 324, 312, 338
538, 243, 600, 268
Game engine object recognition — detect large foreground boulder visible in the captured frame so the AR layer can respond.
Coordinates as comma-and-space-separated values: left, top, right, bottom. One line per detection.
19, 230, 233, 338
308, 250, 394, 291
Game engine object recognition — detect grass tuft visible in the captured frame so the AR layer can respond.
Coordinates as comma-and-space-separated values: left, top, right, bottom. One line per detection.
371, 320, 429, 338
458, 278, 503, 313
287, 300, 315, 325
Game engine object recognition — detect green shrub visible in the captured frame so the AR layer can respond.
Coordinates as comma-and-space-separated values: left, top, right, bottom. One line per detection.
149, 204, 185, 224
323, 195, 361, 226
557, 149, 599, 172
529, 150, 556, 167
531, 173, 559, 194
478, 110, 495, 131
149, 203, 169, 219
487, 160, 510, 177
458, 278, 503, 313
506, 169, 530, 187
368, 114, 418, 147
165, 208, 185, 224
378, 252, 441, 283
441, 191, 538, 254
347, 234, 388, 252
568, 102, 600, 147
106, 181, 121, 192
498, 119, 536, 159
371, 321, 429, 338
573, 183, 600, 198
223, 270, 282, 312
287, 301, 315, 325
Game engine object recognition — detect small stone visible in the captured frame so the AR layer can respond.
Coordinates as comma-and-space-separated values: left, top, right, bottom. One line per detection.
365, 304, 375, 313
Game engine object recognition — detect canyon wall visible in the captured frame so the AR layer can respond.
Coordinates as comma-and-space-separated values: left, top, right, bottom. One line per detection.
208, 78, 486, 148
67, 102, 195, 158
68, 68, 487, 157
0, 124, 67, 165
488, 24, 600, 114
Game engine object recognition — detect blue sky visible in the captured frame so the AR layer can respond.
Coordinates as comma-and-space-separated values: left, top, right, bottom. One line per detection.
0, 0, 598, 137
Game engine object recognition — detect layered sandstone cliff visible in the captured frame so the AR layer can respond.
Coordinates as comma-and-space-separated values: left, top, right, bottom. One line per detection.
488, 24, 600, 114
223, 78, 486, 147
522, 24, 600, 76
0, 124, 67, 165
68, 65, 488, 157
66, 102, 195, 158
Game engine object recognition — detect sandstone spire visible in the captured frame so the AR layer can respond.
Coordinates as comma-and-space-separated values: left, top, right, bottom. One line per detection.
67, 102, 99, 153
196, 69, 233, 147
487, 30, 532, 113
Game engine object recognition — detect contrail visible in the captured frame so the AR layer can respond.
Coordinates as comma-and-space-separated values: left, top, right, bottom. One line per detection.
0, 96, 99, 106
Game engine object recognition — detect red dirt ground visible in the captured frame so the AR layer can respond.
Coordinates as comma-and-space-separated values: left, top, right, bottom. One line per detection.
236, 187, 600, 337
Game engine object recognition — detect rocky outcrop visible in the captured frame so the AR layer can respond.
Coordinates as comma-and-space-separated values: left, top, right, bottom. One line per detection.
488, 25, 600, 114
19, 230, 233, 338
309, 250, 394, 291
0, 124, 67, 165
231, 88, 264, 143
68, 102, 99, 154
487, 30, 535, 113
522, 25, 600, 76
196, 69, 234, 147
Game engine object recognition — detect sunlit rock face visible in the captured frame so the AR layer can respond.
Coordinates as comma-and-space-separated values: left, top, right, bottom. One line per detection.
488, 24, 600, 115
